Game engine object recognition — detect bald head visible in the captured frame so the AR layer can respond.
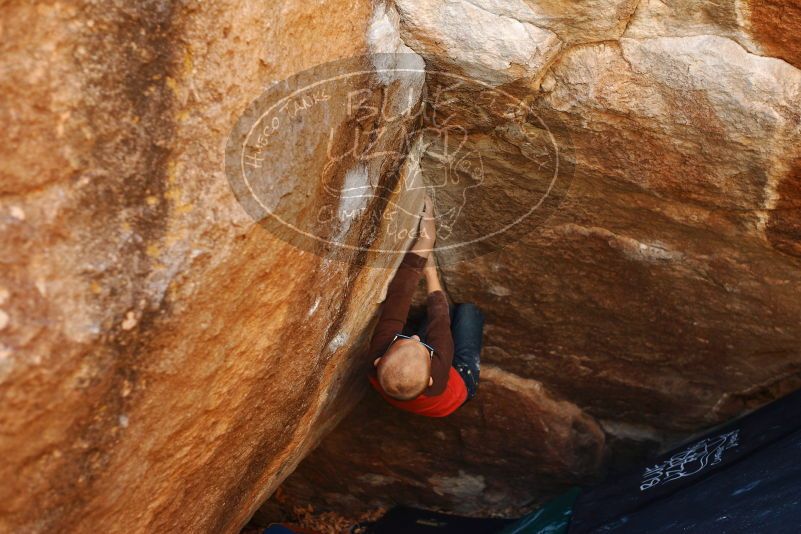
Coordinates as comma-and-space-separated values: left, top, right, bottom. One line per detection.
376, 338, 431, 400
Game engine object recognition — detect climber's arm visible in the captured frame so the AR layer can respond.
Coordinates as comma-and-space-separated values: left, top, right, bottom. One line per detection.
409, 197, 436, 257
366, 251, 426, 361
422, 256, 453, 396
367, 198, 436, 361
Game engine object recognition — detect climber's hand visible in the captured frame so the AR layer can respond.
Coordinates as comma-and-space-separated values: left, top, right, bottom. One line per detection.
412, 195, 436, 256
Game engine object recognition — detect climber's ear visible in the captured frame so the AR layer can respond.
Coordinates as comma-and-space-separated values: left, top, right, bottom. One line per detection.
373, 357, 381, 367
429, 376, 433, 386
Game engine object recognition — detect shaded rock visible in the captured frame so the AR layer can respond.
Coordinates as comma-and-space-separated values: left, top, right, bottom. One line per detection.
271, 366, 605, 517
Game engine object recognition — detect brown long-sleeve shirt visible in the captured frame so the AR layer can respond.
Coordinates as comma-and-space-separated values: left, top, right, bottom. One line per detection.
367, 252, 454, 396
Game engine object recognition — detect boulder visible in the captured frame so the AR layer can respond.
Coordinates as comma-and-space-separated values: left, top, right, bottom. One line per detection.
3, 0, 801, 529
267, 0, 801, 519
0, 1, 423, 532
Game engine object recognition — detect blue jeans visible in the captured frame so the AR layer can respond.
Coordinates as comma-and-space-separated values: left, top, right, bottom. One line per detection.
412, 303, 484, 400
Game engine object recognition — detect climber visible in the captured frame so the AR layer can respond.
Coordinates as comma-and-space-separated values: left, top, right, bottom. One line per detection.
367, 196, 484, 417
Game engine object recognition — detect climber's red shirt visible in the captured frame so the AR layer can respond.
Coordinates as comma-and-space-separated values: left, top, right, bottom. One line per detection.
367, 252, 467, 417
368, 367, 467, 417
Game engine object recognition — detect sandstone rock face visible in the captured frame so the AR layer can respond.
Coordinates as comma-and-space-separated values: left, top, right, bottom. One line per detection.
3, 0, 801, 530
0, 1, 424, 532
268, 0, 801, 519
